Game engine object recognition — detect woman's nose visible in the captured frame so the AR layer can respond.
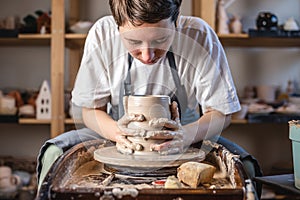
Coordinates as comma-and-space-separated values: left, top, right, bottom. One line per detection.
140, 48, 155, 64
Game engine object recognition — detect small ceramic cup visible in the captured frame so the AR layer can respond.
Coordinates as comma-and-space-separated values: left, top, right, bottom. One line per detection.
0, 166, 21, 190
126, 95, 171, 131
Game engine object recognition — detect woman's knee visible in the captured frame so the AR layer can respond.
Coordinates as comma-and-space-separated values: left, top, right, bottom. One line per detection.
38, 145, 63, 189
42, 144, 63, 164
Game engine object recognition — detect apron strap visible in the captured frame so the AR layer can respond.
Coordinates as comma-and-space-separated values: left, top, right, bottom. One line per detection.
118, 51, 188, 119
166, 51, 188, 114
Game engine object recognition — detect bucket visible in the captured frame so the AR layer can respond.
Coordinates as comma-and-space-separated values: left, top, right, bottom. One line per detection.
289, 120, 300, 189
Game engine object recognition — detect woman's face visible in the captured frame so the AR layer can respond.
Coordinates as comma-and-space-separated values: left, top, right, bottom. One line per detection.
119, 18, 175, 65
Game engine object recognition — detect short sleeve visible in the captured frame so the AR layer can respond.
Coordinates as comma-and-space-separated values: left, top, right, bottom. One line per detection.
71, 17, 116, 108
195, 30, 241, 115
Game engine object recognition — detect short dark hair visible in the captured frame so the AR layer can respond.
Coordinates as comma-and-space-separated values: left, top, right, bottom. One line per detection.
109, 0, 182, 26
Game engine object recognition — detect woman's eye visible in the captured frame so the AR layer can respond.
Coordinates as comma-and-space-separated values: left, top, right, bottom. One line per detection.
128, 40, 142, 45
154, 37, 168, 44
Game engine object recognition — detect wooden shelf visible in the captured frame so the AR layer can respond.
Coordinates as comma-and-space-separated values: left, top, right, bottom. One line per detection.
218, 34, 300, 47
65, 33, 87, 39
231, 119, 248, 124
18, 118, 83, 125
19, 118, 51, 124
64, 118, 74, 124
64, 118, 83, 124
218, 33, 249, 38
18, 34, 51, 46
18, 34, 51, 39
0, 35, 51, 46
3, 33, 300, 48
65, 33, 87, 48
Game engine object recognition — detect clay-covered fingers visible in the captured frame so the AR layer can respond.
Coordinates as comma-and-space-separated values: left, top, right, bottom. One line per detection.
118, 126, 148, 137
145, 129, 183, 140
117, 113, 145, 127
115, 135, 134, 154
150, 138, 184, 155
115, 135, 143, 155
117, 115, 152, 137
116, 142, 134, 155
148, 118, 180, 130
170, 101, 180, 121
117, 113, 146, 137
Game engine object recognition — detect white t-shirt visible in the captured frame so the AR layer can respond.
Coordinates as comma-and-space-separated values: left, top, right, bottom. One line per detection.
71, 15, 241, 123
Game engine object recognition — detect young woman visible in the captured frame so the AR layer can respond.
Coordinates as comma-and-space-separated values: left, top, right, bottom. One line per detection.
37, 1, 260, 198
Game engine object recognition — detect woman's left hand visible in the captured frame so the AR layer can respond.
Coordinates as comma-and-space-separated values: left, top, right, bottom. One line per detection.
148, 101, 184, 155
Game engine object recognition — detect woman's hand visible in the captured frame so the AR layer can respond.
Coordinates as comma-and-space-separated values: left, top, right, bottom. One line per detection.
116, 113, 145, 154
116, 101, 184, 155
148, 101, 184, 155
115, 134, 143, 155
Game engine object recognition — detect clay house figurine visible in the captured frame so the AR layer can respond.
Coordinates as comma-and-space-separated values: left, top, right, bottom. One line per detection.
36, 80, 51, 119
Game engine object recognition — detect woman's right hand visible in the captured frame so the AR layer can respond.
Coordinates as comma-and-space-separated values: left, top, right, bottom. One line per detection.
116, 113, 145, 154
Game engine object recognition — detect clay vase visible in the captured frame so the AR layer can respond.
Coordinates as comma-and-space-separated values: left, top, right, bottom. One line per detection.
284, 17, 300, 31
230, 16, 243, 34
126, 95, 171, 131
124, 95, 172, 155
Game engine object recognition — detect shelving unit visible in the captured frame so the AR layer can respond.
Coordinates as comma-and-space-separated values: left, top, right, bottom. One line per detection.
193, 0, 300, 124
192, 1, 299, 177
36, 0, 84, 137
219, 34, 300, 47
1, 0, 299, 139
0, 0, 84, 138
193, 0, 300, 47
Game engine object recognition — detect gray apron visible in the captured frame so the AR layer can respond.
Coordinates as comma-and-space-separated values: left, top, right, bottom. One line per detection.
111, 51, 188, 121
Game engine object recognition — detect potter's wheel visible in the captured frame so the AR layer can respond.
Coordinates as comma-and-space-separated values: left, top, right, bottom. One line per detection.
94, 146, 205, 176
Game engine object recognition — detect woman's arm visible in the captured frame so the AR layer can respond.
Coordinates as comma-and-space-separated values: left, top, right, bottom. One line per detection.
146, 105, 232, 154
82, 106, 120, 142
81, 106, 145, 154
182, 110, 231, 147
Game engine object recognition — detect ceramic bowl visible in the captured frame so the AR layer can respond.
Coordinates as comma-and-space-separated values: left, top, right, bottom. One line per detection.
70, 21, 93, 34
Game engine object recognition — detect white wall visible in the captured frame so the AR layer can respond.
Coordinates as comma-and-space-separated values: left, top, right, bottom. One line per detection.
228, 48, 300, 96
226, 0, 300, 96
66, 0, 192, 23
0, 0, 51, 19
